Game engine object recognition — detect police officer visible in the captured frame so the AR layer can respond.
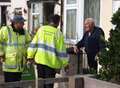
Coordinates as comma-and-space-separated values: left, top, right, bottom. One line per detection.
0, 15, 31, 82
27, 14, 68, 88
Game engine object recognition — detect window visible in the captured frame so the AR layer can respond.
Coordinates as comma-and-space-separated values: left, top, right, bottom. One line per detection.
30, 3, 43, 35
0, 6, 7, 26
66, 9, 76, 39
63, 0, 84, 44
0, 0, 10, 2
84, 0, 100, 26
67, 0, 76, 4
0, 7, 1, 26
112, 0, 120, 13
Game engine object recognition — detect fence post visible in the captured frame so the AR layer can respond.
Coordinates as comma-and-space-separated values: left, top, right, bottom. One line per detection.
77, 51, 83, 74
68, 76, 84, 88
68, 53, 83, 75
69, 54, 78, 75
38, 78, 44, 88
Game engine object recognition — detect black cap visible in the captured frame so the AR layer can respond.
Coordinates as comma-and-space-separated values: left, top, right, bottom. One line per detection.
12, 15, 25, 23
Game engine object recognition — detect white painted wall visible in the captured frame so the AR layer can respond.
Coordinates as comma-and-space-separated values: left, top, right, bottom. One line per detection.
0, 7, 1, 25
7, 0, 28, 18
100, 0, 113, 40
7, 0, 28, 28
11, 0, 27, 8
0, 2, 11, 26
100, 0, 120, 40
54, 0, 61, 15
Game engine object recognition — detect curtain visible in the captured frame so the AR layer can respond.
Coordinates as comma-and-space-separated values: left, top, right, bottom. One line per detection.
66, 9, 76, 39
84, 0, 100, 26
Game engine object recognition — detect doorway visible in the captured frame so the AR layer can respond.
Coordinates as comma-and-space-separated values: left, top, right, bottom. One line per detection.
0, 6, 7, 26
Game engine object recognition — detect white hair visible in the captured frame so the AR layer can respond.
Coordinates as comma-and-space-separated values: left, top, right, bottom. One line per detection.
85, 18, 95, 25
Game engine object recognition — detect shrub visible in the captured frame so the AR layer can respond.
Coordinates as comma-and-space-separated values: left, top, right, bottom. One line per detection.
98, 8, 120, 82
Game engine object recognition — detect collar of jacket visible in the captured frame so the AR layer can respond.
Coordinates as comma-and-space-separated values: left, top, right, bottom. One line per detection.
11, 25, 25, 35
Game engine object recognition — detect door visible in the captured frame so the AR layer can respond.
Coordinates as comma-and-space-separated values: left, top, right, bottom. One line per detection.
0, 6, 7, 26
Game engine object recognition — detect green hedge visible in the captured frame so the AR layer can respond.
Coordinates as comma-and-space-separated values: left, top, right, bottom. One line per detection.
98, 8, 120, 82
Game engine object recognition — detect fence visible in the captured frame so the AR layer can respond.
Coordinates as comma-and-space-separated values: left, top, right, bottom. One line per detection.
68, 49, 88, 75
0, 50, 87, 88
0, 52, 120, 88
0, 75, 84, 88
0, 75, 120, 88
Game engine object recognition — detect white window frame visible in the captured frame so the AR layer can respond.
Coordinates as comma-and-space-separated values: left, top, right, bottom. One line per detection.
0, 2, 11, 6
0, 6, 1, 26
112, 0, 120, 13
30, 3, 43, 34
63, 0, 84, 44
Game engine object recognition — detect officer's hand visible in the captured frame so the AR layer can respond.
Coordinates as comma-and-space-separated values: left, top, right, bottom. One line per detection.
64, 64, 69, 72
0, 56, 4, 64
73, 46, 79, 53
27, 59, 35, 65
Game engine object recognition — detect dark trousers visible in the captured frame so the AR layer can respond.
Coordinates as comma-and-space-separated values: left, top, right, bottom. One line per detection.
4, 72, 22, 82
87, 53, 97, 70
37, 64, 56, 88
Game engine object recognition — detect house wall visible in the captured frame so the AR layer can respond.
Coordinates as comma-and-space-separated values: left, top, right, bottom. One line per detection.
100, 0, 112, 40
6, 0, 28, 28
10, 0, 28, 17
0, 7, 1, 26
63, 0, 113, 41
0, 1, 10, 26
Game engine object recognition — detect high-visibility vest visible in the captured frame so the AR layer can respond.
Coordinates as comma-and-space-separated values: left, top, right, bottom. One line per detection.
0, 26, 31, 72
27, 25, 68, 69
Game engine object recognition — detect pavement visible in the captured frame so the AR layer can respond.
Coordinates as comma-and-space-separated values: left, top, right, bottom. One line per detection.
0, 64, 4, 83
0, 75, 4, 83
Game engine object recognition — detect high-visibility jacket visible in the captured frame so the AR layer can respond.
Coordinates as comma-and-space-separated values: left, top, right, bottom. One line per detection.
0, 26, 31, 72
27, 25, 68, 69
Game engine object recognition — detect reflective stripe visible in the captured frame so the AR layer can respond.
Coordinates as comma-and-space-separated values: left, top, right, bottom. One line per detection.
29, 43, 37, 48
0, 42, 4, 45
29, 43, 67, 58
3, 64, 17, 69
0, 42, 25, 46
38, 40, 55, 47
0, 26, 26, 47
7, 26, 26, 47
38, 48, 68, 60
7, 26, 12, 43
30, 40, 55, 48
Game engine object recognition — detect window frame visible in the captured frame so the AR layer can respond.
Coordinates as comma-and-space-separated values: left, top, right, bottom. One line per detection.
63, 0, 84, 44
30, 3, 43, 34
112, 0, 120, 13
0, 7, 1, 26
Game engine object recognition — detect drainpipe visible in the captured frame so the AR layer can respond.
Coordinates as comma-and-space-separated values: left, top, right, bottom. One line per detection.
0, 6, 1, 27
60, 0, 63, 32
27, 1, 31, 32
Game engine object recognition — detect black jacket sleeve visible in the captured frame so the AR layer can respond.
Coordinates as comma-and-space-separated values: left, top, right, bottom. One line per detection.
66, 34, 86, 54
99, 28, 106, 51
76, 33, 86, 48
